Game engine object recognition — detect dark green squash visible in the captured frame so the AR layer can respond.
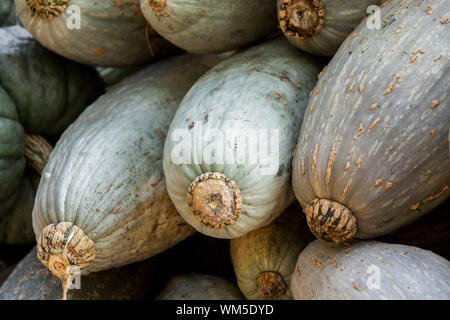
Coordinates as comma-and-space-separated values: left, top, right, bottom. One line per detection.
291, 240, 450, 299
230, 203, 314, 300
0, 247, 163, 300
0, 26, 103, 243
278, 0, 381, 56
292, 0, 449, 244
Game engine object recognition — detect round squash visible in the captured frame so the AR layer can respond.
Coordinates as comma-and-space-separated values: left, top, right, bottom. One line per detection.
140, 0, 278, 54
278, 0, 381, 56
0, 247, 163, 300
157, 273, 243, 300
230, 203, 314, 300
0, 0, 16, 26
291, 240, 450, 300
292, 0, 450, 244
32, 54, 222, 297
163, 37, 323, 239
15, 0, 177, 67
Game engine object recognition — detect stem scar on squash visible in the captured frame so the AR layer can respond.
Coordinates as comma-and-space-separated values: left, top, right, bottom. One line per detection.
187, 172, 242, 229
279, 0, 326, 40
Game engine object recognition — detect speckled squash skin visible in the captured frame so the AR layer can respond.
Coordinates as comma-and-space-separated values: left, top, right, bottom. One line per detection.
0, 247, 163, 300
163, 38, 322, 239
292, 0, 450, 243
157, 273, 244, 300
33, 54, 222, 275
0, 26, 102, 236
140, 0, 278, 54
278, 0, 381, 57
230, 204, 314, 300
0, 0, 16, 26
291, 240, 450, 300
15, 0, 176, 67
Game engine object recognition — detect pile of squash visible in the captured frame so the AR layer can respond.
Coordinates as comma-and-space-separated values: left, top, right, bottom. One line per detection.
0, 0, 448, 300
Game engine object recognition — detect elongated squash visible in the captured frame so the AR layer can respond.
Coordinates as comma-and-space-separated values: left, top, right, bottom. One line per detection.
163, 38, 323, 239
0, 26, 103, 243
140, 0, 278, 54
291, 240, 450, 300
15, 0, 177, 67
32, 54, 222, 298
231, 203, 313, 300
278, 0, 381, 56
0, 247, 163, 300
157, 273, 243, 300
292, 0, 450, 244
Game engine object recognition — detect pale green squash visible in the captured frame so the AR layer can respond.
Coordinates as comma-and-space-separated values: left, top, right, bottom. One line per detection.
31, 54, 222, 297
291, 240, 450, 299
291, 0, 450, 244
278, 0, 381, 56
163, 37, 323, 239
141, 0, 278, 54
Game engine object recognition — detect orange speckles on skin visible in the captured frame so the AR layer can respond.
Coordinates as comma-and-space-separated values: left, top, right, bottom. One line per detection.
382, 82, 394, 96
353, 123, 364, 140
441, 17, 449, 24
309, 105, 314, 114
301, 158, 305, 175
355, 157, 363, 172
358, 84, 364, 93
385, 181, 392, 191
430, 130, 435, 138
325, 144, 336, 186
431, 99, 439, 109
425, 6, 433, 15
369, 118, 381, 130
348, 82, 355, 93
312, 144, 319, 175
374, 176, 385, 187
386, 146, 393, 151
433, 54, 443, 62
410, 55, 418, 63
348, 71, 354, 78
369, 103, 377, 111
94, 46, 105, 56
155, 130, 164, 139
305, 133, 309, 141
344, 162, 351, 171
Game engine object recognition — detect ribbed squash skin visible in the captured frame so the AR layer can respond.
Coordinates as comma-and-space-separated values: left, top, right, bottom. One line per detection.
292, 0, 450, 240
0, 170, 38, 244
140, 0, 278, 54
0, 247, 162, 300
278, 0, 381, 57
291, 240, 450, 300
0, 0, 16, 26
33, 54, 222, 273
163, 38, 322, 239
230, 204, 313, 300
0, 26, 103, 232
157, 273, 243, 300
15, 0, 175, 67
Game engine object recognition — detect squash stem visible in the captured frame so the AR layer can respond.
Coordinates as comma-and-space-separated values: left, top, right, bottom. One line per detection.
257, 271, 287, 299
37, 222, 96, 300
305, 198, 357, 244
24, 134, 52, 175
187, 172, 242, 228
25, 0, 68, 20
279, 0, 326, 40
